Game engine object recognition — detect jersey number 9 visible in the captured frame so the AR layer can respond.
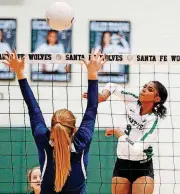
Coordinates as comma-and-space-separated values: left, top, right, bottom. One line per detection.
125, 124, 132, 136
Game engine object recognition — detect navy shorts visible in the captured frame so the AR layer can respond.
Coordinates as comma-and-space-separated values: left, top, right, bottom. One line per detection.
113, 158, 154, 183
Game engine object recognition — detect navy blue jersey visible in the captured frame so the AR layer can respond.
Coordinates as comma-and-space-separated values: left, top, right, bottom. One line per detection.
19, 79, 98, 194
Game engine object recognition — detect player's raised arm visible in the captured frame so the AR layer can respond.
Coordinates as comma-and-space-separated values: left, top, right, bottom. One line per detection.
3, 50, 49, 144
102, 82, 139, 103
73, 49, 107, 152
83, 82, 138, 104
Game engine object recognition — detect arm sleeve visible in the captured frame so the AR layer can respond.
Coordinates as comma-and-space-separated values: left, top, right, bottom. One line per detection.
103, 82, 138, 103
117, 118, 158, 160
19, 79, 49, 145
73, 80, 98, 153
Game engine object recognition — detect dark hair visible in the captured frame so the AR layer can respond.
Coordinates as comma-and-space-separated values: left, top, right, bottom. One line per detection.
100, 31, 111, 52
46, 30, 59, 44
152, 81, 168, 119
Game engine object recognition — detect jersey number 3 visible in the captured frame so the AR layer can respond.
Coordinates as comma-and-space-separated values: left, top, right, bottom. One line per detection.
125, 124, 132, 136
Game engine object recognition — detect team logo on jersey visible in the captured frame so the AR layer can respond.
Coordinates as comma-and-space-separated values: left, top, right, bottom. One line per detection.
128, 114, 144, 130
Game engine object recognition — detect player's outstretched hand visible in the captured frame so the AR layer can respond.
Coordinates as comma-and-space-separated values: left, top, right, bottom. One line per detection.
3, 49, 25, 80
82, 48, 107, 80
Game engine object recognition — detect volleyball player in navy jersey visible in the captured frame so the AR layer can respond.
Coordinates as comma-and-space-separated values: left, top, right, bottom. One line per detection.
4, 49, 107, 194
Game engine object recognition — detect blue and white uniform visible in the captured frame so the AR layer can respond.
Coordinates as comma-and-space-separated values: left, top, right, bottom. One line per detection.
19, 78, 98, 194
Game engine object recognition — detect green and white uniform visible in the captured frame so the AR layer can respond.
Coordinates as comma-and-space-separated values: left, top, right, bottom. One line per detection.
104, 83, 158, 161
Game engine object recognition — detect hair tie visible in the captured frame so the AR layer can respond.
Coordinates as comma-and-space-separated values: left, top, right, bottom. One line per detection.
54, 121, 62, 125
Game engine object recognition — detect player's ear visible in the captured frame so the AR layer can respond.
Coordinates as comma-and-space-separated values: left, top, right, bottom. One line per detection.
154, 96, 161, 103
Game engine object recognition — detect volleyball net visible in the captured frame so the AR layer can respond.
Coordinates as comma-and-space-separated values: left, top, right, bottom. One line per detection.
0, 54, 180, 194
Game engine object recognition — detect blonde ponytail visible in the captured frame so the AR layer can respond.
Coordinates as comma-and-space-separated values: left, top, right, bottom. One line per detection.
51, 109, 76, 192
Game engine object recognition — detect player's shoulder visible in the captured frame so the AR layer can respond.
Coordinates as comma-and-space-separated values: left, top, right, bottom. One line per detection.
122, 90, 139, 105
121, 90, 139, 99
126, 100, 139, 111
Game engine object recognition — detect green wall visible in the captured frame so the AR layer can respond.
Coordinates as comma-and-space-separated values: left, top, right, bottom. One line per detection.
0, 128, 117, 194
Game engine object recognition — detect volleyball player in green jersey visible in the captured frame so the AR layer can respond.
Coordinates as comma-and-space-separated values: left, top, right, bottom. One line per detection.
83, 81, 168, 194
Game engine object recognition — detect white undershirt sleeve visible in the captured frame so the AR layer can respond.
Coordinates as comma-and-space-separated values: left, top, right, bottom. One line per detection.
103, 82, 138, 103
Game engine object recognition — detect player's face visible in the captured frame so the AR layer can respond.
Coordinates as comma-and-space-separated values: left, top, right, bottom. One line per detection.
139, 82, 160, 103
30, 169, 41, 192
47, 32, 57, 45
103, 33, 111, 45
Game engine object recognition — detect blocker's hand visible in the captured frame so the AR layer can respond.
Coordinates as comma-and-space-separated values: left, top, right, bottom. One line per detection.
82, 48, 107, 80
3, 49, 25, 80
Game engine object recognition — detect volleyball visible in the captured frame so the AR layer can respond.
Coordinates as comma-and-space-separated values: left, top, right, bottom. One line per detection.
46, 2, 74, 31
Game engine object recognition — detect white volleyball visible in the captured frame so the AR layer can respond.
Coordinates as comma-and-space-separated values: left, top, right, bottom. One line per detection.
46, 2, 74, 31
